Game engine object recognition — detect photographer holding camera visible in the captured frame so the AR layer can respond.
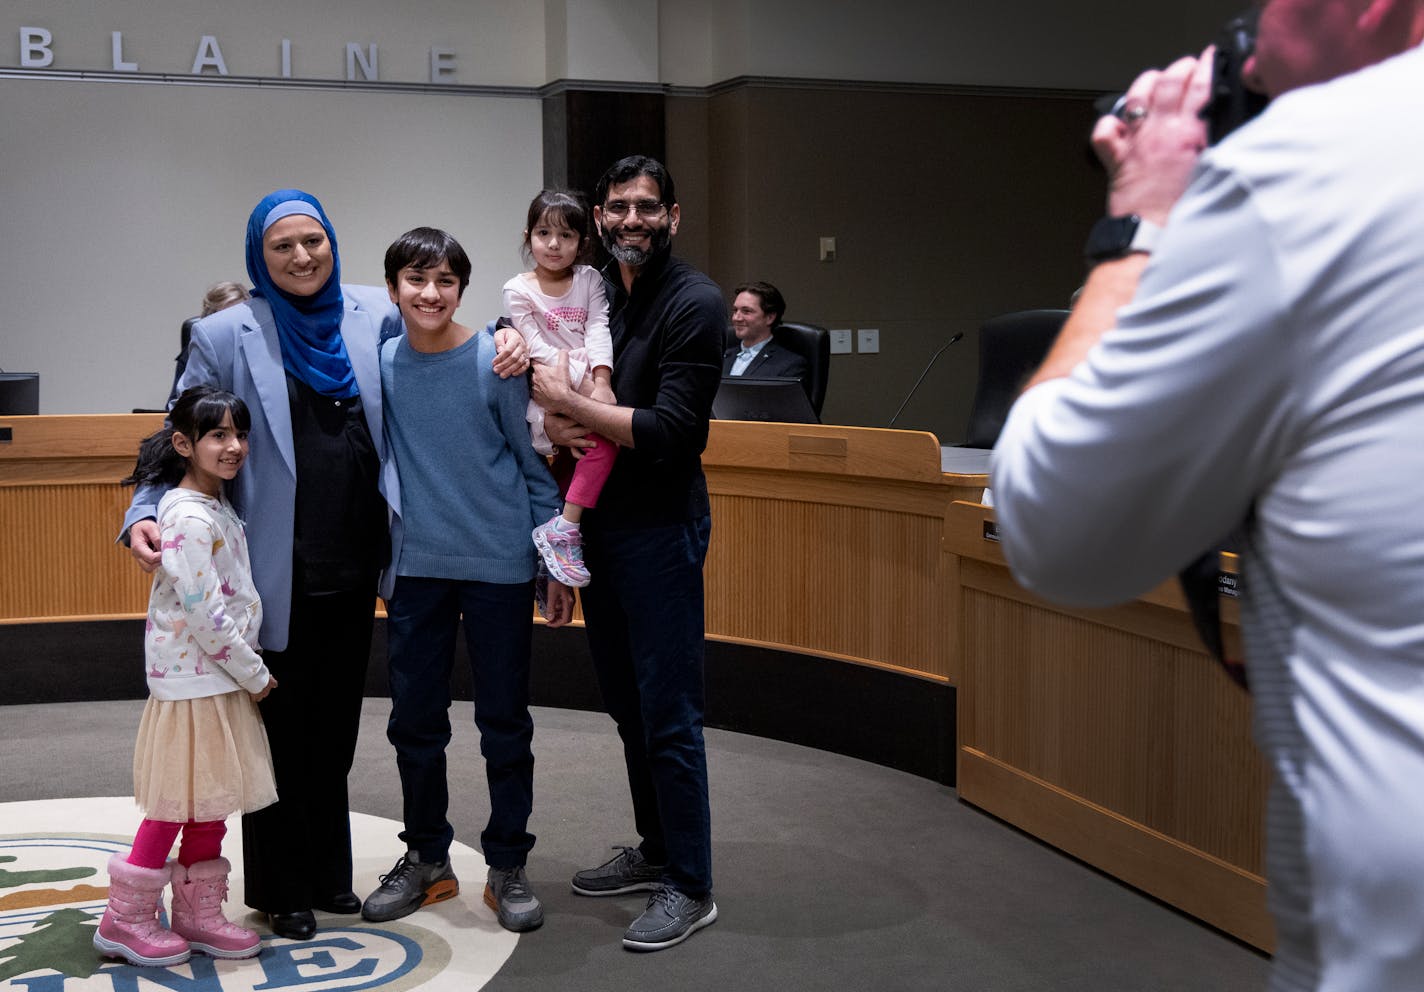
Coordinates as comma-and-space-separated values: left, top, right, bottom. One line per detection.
992, 2, 1424, 989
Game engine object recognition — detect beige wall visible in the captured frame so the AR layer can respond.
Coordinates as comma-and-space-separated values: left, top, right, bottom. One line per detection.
0, 78, 541, 414
690, 85, 1101, 440
2, 0, 544, 84
0, 0, 1244, 419
658, 0, 1243, 90
0, 0, 548, 414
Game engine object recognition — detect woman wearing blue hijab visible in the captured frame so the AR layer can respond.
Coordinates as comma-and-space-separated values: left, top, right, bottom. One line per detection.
243, 190, 361, 398
124, 190, 528, 941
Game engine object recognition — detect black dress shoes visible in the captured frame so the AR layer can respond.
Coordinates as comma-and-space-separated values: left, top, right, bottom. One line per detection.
315, 891, 362, 915
268, 910, 317, 940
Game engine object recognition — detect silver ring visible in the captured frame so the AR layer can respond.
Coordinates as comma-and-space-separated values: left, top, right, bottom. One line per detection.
1122, 105, 1149, 124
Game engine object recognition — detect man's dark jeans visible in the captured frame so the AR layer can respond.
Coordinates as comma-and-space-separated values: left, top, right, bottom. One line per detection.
581, 515, 713, 897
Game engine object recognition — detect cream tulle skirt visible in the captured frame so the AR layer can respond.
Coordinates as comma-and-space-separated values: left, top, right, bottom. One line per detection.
133, 691, 277, 823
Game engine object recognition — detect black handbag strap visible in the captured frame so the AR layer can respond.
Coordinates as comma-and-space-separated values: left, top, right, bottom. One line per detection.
1178, 508, 1254, 690
1178, 549, 1249, 689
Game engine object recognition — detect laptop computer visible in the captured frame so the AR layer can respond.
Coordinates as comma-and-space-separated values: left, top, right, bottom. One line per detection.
712, 376, 819, 424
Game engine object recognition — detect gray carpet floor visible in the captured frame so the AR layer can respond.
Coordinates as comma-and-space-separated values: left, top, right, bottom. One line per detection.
2, 699, 1271, 991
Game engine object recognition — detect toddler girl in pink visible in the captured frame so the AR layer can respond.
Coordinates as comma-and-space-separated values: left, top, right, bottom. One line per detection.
502, 189, 617, 588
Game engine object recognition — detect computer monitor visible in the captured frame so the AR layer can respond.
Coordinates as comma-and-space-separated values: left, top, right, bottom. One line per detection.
0, 373, 39, 415
712, 376, 819, 425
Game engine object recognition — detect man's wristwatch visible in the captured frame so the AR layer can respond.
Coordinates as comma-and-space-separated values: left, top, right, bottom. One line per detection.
1084, 215, 1162, 265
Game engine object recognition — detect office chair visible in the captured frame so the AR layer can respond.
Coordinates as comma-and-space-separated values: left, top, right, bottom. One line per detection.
771, 321, 831, 417
180, 315, 200, 353
158, 315, 204, 410
960, 308, 1068, 448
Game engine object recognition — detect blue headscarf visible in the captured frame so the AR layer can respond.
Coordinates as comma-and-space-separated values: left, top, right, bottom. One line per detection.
244, 189, 357, 398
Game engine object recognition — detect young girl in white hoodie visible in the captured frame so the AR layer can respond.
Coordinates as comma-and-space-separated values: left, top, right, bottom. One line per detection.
98, 386, 277, 967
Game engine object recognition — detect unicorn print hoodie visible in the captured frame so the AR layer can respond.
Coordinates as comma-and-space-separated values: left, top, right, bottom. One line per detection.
144, 488, 269, 700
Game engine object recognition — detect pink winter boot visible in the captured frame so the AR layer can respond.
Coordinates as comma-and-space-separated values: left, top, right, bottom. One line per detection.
170, 858, 261, 958
93, 853, 192, 967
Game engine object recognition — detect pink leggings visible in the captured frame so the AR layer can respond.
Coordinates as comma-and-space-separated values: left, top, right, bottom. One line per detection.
127, 818, 226, 869
564, 432, 618, 509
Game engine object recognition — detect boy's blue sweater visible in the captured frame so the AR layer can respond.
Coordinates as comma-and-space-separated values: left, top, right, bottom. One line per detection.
381, 331, 560, 584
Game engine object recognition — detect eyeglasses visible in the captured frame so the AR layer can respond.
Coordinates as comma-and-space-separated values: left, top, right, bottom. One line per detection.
602, 199, 667, 220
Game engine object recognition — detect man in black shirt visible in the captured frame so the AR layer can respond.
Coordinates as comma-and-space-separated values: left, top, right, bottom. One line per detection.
532, 155, 724, 952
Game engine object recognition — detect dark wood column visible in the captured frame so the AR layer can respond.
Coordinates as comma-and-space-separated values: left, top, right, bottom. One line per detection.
541, 85, 666, 202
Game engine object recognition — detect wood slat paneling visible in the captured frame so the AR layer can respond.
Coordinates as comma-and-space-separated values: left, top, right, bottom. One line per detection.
701, 425, 969, 680
959, 749, 1273, 951
1, 484, 152, 619
0, 414, 164, 486
946, 499, 1271, 950
704, 421, 946, 482
7, 420, 966, 683
1, 415, 166, 620
961, 589, 1267, 870
705, 492, 945, 678
5, 415, 1272, 950
697, 423, 990, 680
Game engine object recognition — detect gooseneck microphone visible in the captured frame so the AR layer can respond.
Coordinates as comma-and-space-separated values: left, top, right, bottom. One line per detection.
888, 332, 965, 428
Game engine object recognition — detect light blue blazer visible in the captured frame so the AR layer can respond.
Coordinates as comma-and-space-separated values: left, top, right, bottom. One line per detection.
123, 285, 404, 651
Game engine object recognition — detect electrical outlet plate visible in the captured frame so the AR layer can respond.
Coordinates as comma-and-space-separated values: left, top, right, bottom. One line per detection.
828, 329, 853, 354
857, 328, 880, 354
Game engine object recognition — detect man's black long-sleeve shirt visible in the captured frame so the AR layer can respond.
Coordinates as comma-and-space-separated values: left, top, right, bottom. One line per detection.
587, 248, 725, 530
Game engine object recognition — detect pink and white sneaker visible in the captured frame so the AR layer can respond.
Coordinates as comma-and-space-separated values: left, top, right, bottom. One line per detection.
532, 516, 590, 588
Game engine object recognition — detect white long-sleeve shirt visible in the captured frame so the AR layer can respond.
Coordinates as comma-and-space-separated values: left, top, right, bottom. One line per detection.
993, 44, 1424, 992
145, 488, 270, 700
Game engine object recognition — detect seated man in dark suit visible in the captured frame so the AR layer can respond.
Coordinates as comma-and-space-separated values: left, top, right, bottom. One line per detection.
722, 281, 808, 395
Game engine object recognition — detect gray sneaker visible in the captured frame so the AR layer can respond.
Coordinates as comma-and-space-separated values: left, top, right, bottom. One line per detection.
571, 846, 665, 897
622, 884, 717, 951
483, 866, 543, 932
361, 851, 459, 923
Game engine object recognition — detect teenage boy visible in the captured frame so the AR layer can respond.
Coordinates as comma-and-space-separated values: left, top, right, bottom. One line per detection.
362, 227, 573, 933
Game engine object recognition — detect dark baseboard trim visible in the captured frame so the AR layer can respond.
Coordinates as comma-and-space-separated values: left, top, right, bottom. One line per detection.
2, 620, 954, 786
3, 619, 152, 704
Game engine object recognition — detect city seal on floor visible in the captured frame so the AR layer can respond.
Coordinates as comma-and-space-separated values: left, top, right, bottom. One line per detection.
0, 798, 516, 992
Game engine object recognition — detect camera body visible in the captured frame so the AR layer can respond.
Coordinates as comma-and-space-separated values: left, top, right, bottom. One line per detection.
1096, 9, 1269, 146
1201, 9, 1270, 144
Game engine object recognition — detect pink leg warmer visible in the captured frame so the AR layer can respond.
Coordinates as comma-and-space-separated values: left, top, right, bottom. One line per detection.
564, 433, 618, 510
177, 820, 226, 867
129, 819, 183, 869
